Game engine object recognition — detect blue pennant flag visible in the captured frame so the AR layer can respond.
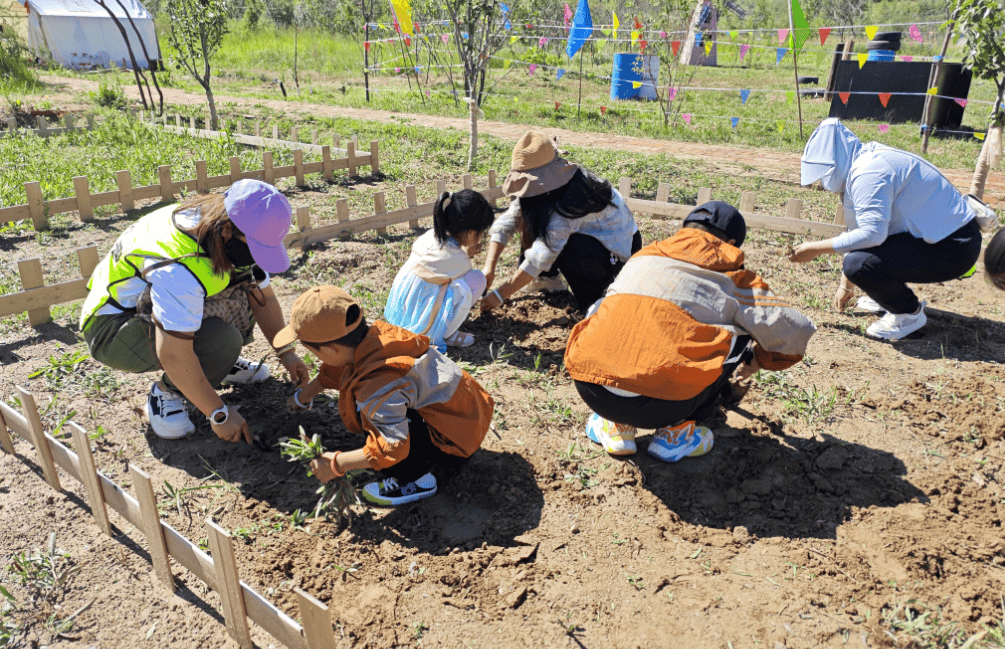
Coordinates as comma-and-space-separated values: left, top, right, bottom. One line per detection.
776, 47, 787, 64
731, 117, 739, 129
505, 19, 511, 30
695, 32, 702, 47
462, 32, 469, 40
933, 55, 943, 61
500, 2, 510, 13
566, 0, 594, 58
557, 68, 566, 80
740, 89, 751, 104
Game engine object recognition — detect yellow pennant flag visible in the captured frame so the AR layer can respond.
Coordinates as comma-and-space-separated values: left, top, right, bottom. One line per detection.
612, 11, 619, 37
777, 120, 785, 132
858, 52, 867, 68
390, 0, 414, 36
378, 22, 387, 30
504, 59, 512, 68
510, 35, 518, 43
975, 132, 986, 141
865, 25, 878, 40
704, 40, 713, 55
632, 81, 642, 89
927, 86, 938, 95
631, 30, 639, 44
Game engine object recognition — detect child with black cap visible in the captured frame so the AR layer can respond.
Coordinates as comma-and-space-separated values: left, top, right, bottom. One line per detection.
564, 201, 817, 462
275, 285, 495, 505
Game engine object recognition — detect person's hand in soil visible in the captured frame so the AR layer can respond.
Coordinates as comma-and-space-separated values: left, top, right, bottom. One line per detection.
480, 290, 504, 311
833, 285, 855, 311
789, 240, 835, 263
729, 353, 762, 403
211, 408, 251, 444
278, 350, 311, 389
735, 352, 762, 383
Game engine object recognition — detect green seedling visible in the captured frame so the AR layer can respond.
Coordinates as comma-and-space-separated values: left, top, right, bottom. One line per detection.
626, 575, 645, 591
279, 427, 363, 526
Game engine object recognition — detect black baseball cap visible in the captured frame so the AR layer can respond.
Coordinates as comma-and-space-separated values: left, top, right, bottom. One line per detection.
684, 201, 747, 247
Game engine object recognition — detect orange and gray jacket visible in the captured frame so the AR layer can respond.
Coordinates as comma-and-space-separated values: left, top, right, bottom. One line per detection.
565, 229, 816, 401
319, 322, 494, 470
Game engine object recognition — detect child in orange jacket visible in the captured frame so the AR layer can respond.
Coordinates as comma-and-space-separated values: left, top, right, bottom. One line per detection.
274, 285, 495, 505
564, 202, 816, 463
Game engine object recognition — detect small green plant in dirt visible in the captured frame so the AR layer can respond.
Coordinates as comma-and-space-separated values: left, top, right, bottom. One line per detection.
29, 349, 120, 397
2, 532, 84, 643
279, 428, 364, 526
754, 371, 837, 425
557, 442, 601, 490
89, 81, 128, 109
880, 599, 1005, 648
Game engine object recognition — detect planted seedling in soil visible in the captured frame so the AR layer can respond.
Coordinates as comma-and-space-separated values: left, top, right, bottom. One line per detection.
279, 427, 363, 526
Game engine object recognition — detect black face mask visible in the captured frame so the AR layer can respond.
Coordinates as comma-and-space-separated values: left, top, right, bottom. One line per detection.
224, 236, 255, 268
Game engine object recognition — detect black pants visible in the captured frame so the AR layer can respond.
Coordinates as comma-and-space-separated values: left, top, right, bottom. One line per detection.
524, 231, 644, 313
843, 219, 981, 314
382, 410, 466, 484
574, 335, 753, 429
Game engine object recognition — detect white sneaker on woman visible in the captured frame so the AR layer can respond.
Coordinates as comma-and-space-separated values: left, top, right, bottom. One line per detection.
866, 301, 927, 340
221, 357, 271, 385
146, 382, 195, 439
856, 295, 885, 313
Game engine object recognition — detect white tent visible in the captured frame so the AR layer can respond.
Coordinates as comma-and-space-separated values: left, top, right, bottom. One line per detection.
14, 0, 159, 70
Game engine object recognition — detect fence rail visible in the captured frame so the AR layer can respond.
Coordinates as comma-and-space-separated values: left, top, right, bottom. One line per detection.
2, 171, 844, 326
2, 114, 97, 139
0, 386, 333, 649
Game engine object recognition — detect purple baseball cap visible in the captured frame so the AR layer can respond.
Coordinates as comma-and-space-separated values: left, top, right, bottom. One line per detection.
223, 179, 292, 273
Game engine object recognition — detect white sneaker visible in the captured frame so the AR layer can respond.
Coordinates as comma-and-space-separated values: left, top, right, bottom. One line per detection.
525, 275, 566, 294
866, 301, 927, 340
585, 412, 637, 455
146, 382, 195, 439
221, 357, 271, 385
362, 473, 437, 506
856, 295, 885, 313
443, 330, 475, 348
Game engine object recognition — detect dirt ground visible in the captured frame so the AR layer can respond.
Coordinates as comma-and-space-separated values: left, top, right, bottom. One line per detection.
3, 86, 1005, 648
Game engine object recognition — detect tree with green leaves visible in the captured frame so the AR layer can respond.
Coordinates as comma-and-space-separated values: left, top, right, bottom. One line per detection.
954, 0, 1005, 199
164, 0, 228, 130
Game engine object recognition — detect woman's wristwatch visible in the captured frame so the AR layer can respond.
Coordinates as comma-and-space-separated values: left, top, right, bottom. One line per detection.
210, 404, 229, 426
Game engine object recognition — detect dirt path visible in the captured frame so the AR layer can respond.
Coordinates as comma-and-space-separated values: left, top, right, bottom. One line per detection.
43, 74, 1005, 204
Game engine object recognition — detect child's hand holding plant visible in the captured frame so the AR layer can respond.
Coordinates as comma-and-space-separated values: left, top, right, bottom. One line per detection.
279, 429, 362, 525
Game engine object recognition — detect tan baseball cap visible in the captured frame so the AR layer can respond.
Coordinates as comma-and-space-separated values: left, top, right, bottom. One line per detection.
273, 286, 364, 347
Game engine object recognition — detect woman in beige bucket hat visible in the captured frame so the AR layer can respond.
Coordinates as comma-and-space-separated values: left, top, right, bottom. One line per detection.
481, 130, 641, 313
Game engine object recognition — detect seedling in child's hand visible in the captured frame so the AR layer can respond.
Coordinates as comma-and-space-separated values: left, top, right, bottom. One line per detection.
279, 427, 363, 526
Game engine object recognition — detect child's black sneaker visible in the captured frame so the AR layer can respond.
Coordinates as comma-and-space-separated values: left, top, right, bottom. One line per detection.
362, 473, 437, 506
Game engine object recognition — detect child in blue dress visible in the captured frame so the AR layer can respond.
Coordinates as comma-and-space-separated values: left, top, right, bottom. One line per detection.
384, 190, 495, 351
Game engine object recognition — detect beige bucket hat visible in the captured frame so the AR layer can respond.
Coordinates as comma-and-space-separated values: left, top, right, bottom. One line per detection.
502, 130, 579, 198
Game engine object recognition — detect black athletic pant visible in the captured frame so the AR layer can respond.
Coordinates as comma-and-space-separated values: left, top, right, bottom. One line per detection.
843, 219, 981, 315
574, 335, 753, 429
523, 231, 644, 313
381, 409, 466, 484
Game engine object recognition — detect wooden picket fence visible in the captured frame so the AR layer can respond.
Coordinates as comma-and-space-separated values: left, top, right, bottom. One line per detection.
0, 133, 379, 233
2, 173, 844, 326
1, 114, 97, 139
0, 386, 337, 649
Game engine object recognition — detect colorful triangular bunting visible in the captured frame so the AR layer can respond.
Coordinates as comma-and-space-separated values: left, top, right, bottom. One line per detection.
878, 92, 891, 107
740, 89, 751, 104
839, 92, 850, 105
819, 28, 831, 45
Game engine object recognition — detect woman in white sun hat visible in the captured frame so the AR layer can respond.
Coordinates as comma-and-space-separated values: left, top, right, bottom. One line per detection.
790, 118, 981, 340
80, 180, 310, 442
480, 130, 642, 314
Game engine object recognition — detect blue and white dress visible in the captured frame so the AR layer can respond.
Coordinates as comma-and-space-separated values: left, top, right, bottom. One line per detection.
384, 230, 484, 352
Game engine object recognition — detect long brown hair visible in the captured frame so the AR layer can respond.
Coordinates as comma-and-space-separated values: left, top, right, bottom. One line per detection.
174, 193, 235, 276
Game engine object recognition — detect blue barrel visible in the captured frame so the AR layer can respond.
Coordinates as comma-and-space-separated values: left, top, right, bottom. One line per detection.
867, 49, 896, 62
611, 53, 659, 101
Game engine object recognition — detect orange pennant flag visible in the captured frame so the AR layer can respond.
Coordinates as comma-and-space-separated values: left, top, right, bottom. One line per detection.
555, 101, 561, 110
878, 92, 891, 107
671, 40, 681, 57
600, 106, 607, 115
839, 92, 850, 105
819, 28, 830, 45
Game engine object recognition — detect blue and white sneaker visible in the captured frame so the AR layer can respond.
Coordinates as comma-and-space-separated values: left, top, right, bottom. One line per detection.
221, 357, 271, 385
362, 473, 437, 506
146, 382, 194, 439
585, 412, 637, 456
647, 421, 714, 463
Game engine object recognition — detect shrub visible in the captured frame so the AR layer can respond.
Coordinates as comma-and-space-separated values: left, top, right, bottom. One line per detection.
91, 82, 127, 109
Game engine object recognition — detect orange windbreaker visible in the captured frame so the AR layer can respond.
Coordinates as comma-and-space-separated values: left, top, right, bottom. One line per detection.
319, 322, 494, 470
565, 229, 816, 401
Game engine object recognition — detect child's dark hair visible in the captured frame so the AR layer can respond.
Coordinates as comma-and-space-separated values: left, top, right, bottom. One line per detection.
683, 220, 733, 244
433, 189, 495, 245
985, 227, 1005, 281
306, 304, 369, 350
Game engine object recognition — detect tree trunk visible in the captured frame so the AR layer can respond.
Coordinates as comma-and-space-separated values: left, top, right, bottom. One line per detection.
969, 86, 1005, 200
95, 0, 149, 109
206, 84, 219, 131
115, 0, 163, 115
468, 96, 478, 171
364, 24, 370, 102
970, 135, 992, 199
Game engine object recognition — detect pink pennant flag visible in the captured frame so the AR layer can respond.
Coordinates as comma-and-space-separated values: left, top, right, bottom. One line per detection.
441, 34, 449, 44
878, 92, 891, 107
528, 64, 537, 75
395, 67, 401, 73
668, 87, 677, 100
682, 113, 691, 125
899, 55, 913, 62
739, 44, 750, 61
955, 98, 968, 107
660, 30, 667, 39
879, 124, 889, 133
538, 37, 548, 47
909, 24, 923, 42
426, 90, 430, 97
564, 3, 572, 25
778, 29, 789, 44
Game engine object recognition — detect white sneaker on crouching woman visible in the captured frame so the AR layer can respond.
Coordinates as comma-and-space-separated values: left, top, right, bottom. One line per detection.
221, 357, 271, 385
146, 382, 195, 439
856, 295, 885, 314
866, 301, 927, 340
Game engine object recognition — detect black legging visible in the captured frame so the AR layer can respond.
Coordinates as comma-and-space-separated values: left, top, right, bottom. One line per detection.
524, 231, 644, 312
381, 410, 467, 484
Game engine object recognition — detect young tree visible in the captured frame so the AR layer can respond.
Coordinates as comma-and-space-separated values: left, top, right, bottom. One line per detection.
443, 0, 512, 169
955, 0, 1005, 199
94, 0, 152, 110
164, 0, 228, 129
